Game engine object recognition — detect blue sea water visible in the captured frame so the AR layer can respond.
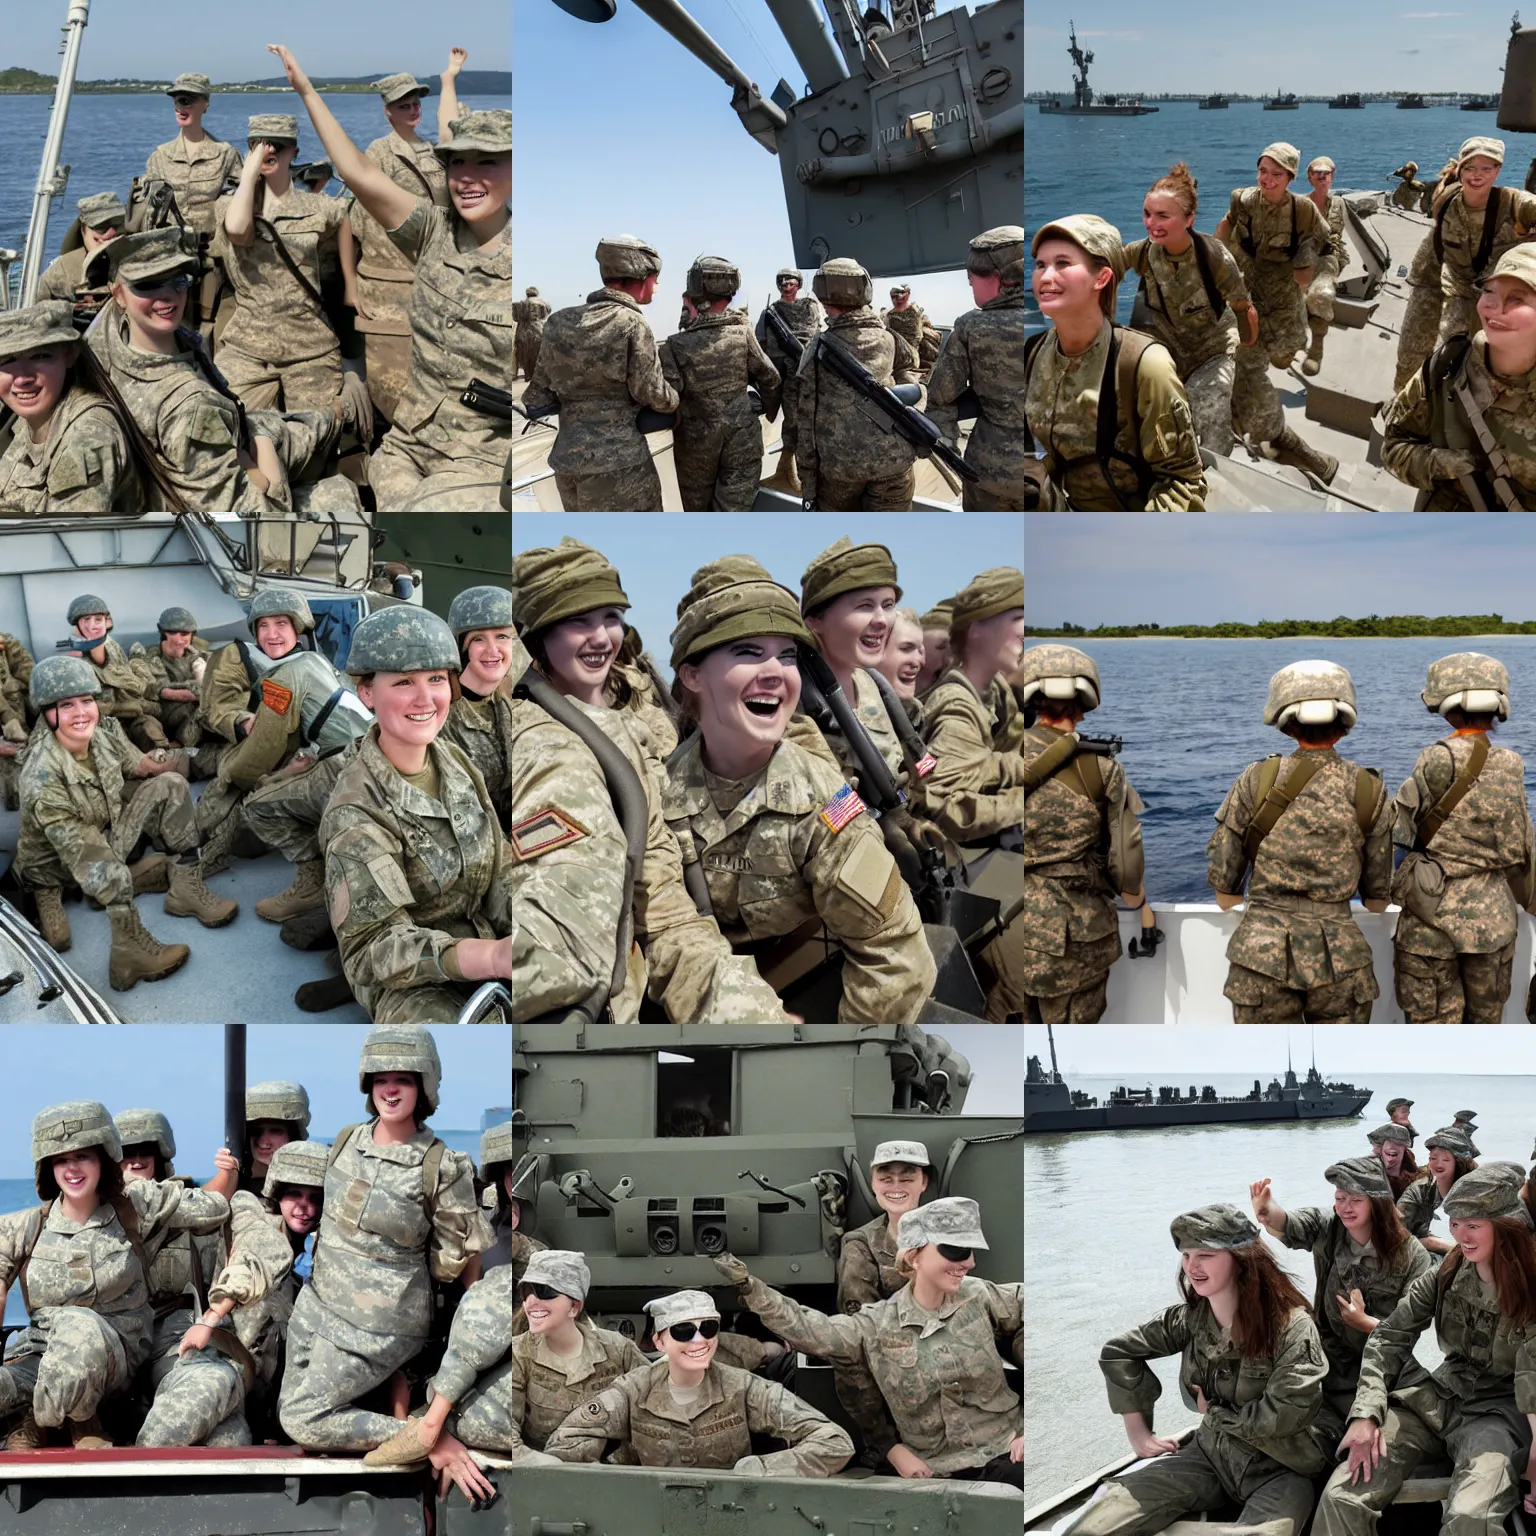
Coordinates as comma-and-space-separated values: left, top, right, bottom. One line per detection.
1025, 99, 1536, 331
1029, 634, 1536, 904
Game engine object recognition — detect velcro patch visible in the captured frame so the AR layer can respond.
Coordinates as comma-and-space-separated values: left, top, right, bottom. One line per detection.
365, 855, 416, 909
260, 679, 295, 715
913, 752, 937, 778
835, 833, 902, 919
510, 807, 590, 861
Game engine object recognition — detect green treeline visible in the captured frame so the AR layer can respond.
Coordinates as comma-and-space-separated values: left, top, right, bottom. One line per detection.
1030, 615, 1536, 638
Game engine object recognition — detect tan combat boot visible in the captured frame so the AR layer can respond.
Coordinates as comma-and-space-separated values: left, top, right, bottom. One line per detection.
69, 1413, 111, 1450
33, 888, 71, 952
255, 859, 325, 923
1267, 425, 1339, 486
5, 1411, 43, 1450
762, 447, 801, 494
1301, 315, 1328, 377
128, 853, 170, 896
164, 860, 238, 928
107, 902, 190, 991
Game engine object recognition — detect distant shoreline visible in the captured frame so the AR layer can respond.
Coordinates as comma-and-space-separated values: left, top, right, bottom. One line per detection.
1030, 631, 1529, 641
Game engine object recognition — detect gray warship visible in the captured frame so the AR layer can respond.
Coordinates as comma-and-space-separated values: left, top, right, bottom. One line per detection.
1038, 21, 1156, 116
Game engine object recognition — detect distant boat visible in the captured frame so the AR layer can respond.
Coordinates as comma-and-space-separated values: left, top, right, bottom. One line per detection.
1398, 92, 1429, 108
1462, 93, 1499, 109
1329, 92, 1364, 108
1037, 21, 1159, 115
1264, 92, 1299, 110
1198, 93, 1229, 109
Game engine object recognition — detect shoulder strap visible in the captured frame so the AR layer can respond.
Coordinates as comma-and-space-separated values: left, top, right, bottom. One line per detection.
1022, 732, 1081, 794
325, 1124, 363, 1175
1416, 735, 1489, 848
16, 1201, 52, 1319
1022, 330, 1048, 436
1473, 186, 1506, 280
1235, 189, 1259, 258
1355, 766, 1383, 838
1287, 192, 1300, 260
1190, 232, 1227, 321
422, 1136, 446, 1215
1432, 188, 1456, 266
1087, 326, 1155, 506
1243, 754, 1325, 863
110, 1193, 155, 1300
253, 215, 327, 315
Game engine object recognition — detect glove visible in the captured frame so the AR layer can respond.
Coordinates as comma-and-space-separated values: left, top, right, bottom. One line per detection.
337, 370, 374, 444
711, 1252, 750, 1286
1128, 926, 1164, 959
1429, 447, 1477, 481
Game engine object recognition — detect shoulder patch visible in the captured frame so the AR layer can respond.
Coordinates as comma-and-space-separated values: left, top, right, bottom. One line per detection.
819, 783, 866, 834
260, 679, 295, 716
582, 1397, 606, 1418
364, 854, 416, 910
510, 807, 591, 861
835, 832, 903, 920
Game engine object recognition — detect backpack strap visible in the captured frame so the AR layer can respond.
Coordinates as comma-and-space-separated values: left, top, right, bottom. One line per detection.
1190, 232, 1228, 323
1242, 754, 1326, 863
422, 1137, 446, 1214
1415, 735, 1489, 849
1355, 766, 1384, 839
1022, 732, 1082, 795
16, 1202, 52, 1319
110, 1193, 155, 1303
1432, 187, 1455, 266
1286, 192, 1301, 261
1089, 326, 1154, 507
1022, 329, 1049, 440
1473, 186, 1506, 281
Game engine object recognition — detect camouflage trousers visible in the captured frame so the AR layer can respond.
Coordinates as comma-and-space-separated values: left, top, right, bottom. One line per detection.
1070, 1431, 1315, 1536
515, 329, 544, 382
779, 373, 802, 456
1020, 929, 1120, 1023
1394, 941, 1514, 1023
1232, 266, 1308, 443
1224, 961, 1376, 1023
553, 461, 664, 512
447, 1357, 512, 1454
0, 1310, 138, 1428
960, 475, 1027, 511
17, 771, 197, 908
362, 331, 412, 428
277, 1290, 424, 1452
1305, 255, 1342, 325
371, 421, 510, 514
810, 468, 916, 511
1395, 235, 1444, 393
242, 751, 349, 864
137, 1346, 249, 1448
1185, 352, 1236, 458
1313, 1401, 1529, 1536
215, 341, 342, 413
1231, 343, 1288, 443
366, 979, 477, 1026
675, 420, 765, 511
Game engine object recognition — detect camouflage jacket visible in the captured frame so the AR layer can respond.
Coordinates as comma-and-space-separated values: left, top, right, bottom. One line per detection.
512, 297, 552, 330
0, 386, 138, 516
321, 727, 510, 1014
1100, 1298, 1330, 1474
205, 1190, 302, 1393
309, 1123, 490, 1340
1314, 192, 1348, 266
544, 1357, 854, 1477
1436, 187, 1536, 299
834, 1212, 904, 1456
432, 1263, 514, 1441
660, 310, 783, 430
881, 302, 941, 367
350, 131, 448, 309
1208, 748, 1393, 987
1120, 237, 1249, 375
921, 668, 1027, 845
77, 635, 151, 721
0, 633, 34, 723
442, 690, 511, 830
1392, 732, 1536, 958
733, 1273, 1021, 1474
1396, 1175, 1446, 1240
35, 248, 92, 305
509, 1315, 648, 1463
757, 294, 824, 377
1222, 186, 1330, 275
606, 658, 680, 765
137, 637, 209, 700
144, 135, 242, 237
1349, 1255, 1536, 1424
661, 733, 936, 1025
926, 291, 1028, 495
802, 666, 905, 792
523, 288, 679, 473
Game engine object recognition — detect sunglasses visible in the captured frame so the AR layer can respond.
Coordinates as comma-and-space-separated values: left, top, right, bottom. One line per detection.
517, 1283, 568, 1302
664, 1319, 720, 1342
172, 95, 202, 108
936, 1244, 974, 1262
127, 274, 195, 298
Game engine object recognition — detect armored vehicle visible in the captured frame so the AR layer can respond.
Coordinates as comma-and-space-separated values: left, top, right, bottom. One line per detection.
512, 1022, 1024, 1535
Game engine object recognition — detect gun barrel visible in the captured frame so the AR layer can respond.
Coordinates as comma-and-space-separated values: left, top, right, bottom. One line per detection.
765, 0, 848, 94
630, 0, 781, 109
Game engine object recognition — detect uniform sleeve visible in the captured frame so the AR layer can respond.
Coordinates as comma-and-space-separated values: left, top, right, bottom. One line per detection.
201, 643, 252, 744
132, 1176, 231, 1240
210, 195, 234, 263
45, 410, 133, 513
836, 1231, 882, 1313
1279, 1205, 1329, 1252
1360, 769, 1394, 901
988, 1280, 1024, 1369
1134, 344, 1207, 512
1208, 766, 1259, 895
1215, 242, 1252, 310
1295, 197, 1328, 269
1380, 365, 1440, 489
426, 1148, 494, 1283
1514, 189, 1536, 235
658, 338, 683, 404
1201, 1310, 1326, 1438
35, 258, 76, 303
542, 1379, 635, 1463
734, 1273, 872, 1364
384, 197, 440, 265
626, 322, 680, 415
506, 1343, 562, 1466
1104, 762, 1147, 896
1517, 1324, 1536, 1414
735, 1374, 854, 1477
1100, 1305, 1193, 1419
0, 1208, 40, 1294
794, 346, 821, 494
925, 322, 968, 440
747, 327, 783, 422
5, 636, 33, 691
30, 773, 124, 905
432, 1269, 515, 1405
523, 338, 558, 415
1348, 1265, 1440, 1423
207, 1193, 294, 1309
921, 692, 1025, 843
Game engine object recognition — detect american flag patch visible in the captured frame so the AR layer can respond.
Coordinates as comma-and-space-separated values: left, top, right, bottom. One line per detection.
819, 783, 866, 834
914, 753, 937, 778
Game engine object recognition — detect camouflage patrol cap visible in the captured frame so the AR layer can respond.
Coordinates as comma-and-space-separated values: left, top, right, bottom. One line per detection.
775, 267, 802, 286
0, 301, 81, 363
676, 556, 774, 618
436, 109, 512, 158
1459, 135, 1505, 165
479, 1120, 513, 1174
30, 656, 101, 712
359, 1025, 442, 1115
919, 598, 955, 631
1426, 1126, 1480, 1159
1487, 244, 1536, 295
32, 1101, 122, 1196
967, 224, 1025, 285
952, 566, 1024, 627
1262, 660, 1357, 730
1394, 161, 1420, 179
526, 286, 540, 297
157, 606, 198, 635
85, 227, 200, 290
1307, 156, 1336, 176
373, 72, 431, 104
1386, 1098, 1414, 1114
1422, 652, 1510, 720
448, 585, 515, 641
800, 536, 901, 614
1454, 1109, 1479, 1124
262, 1139, 330, 1198
686, 255, 742, 301
114, 1109, 176, 1164
1324, 1156, 1392, 1199
1019, 644, 1101, 713
669, 578, 812, 671
596, 234, 662, 280
1443, 1161, 1526, 1220
1367, 1122, 1412, 1147
76, 192, 126, 231
645, 1289, 720, 1331
345, 606, 460, 678
872, 1140, 930, 1168
522, 1249, 591, 1302
246, 1080, 311, 1130
1168, 1203, 1260, 1252
513, 537, 630, 635
247, 588, 314, 636
1259, 141, 1301, 176
896, 1196, 988, 1251
166, 73, 213, 98
812, 257, 873, 309
1030, 215, 1125, 279
247, 114, 299, 145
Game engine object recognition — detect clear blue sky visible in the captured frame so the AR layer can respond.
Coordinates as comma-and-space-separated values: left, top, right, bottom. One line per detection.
514, 512, 1023, 681
1026, 514, 1536, 628
0, 1026, 510, 1178
1025, 2, 1517, 95
5, 1, 509, 80
513, 0, 981, 326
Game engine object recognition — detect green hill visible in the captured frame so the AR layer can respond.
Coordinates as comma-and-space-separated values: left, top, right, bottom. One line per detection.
1030, 614, 1536, 638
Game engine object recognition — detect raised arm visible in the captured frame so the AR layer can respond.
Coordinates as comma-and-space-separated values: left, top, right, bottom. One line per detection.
221, 147, 270, 247
440, 47, 468, 140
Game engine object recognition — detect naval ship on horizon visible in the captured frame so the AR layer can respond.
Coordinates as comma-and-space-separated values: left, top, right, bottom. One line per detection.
1037, 21, 1156, 115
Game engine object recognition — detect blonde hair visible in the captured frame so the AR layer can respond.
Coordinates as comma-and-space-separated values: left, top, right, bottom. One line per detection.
895, 1246, 923, 1279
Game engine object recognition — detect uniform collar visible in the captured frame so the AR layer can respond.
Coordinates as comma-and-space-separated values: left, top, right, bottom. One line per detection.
638, 1359, 727, 1422
892, 1275, 974, 1334
586, 287, 640, 312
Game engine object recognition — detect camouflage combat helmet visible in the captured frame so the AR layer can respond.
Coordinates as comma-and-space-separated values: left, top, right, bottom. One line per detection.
30, 655, 102, 714
1018, 645, 1101, 713
775, 267, 802, 287
67, 593, 112, 628
596, 234, 662, 281
247, 588, 314, 637
448, 585, 515, 641
967, 224, 1025, 286
114, 1108, 176, 1164
157, 606, 198, 636
1262, 660, 1357, 730
1421, 652, 1511, 721
479, 1119, 514, 1177
32, 1101, 122, 1197
344, 606, 461, 678
245, 1080, 311, 1132
685, 255, 741, 302
812, 257, 873, 309
359, 1025, 442, 1115
262, 1139, 330, 1199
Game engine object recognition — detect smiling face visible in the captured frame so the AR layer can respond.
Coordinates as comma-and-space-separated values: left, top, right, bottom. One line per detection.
520, 1287, 582, 1335
358, 669, 453, 751
1459, 153, 1502, 194
871, 1161, 927, 1219
912, 1239, 976, 1296
1450, 1214, 1495, 1264
0, 343, 73, 424
160, 629, 194, 659
1142, 189, 1195, 247
1032, 237, 1111, 320
279, 1187, 320, 1236
1257, 156, 1293, 200
48, 692, 99, 755
120, 1146, 158, 1183
1477, 273, 1536, 346
1308, 166, 1335, 196
540, 608, 626, 697
1333, 1188, 1372, 1237
680, 635, 803, 754
463, 626, 513, 691
1428, 1146, 1458, 1179
74, 613, 109, 642
255, 615, 298, 658
448, 151, 510, 226
1375, 1140, 1405, 1176
52, 1148, 101, 1204
657, 1320, 718, 1371
806, 586, 897, 676
371, 1070, 420, 1127
877, 614, 925, 698
1180, 1245, 1237, 1298
113, 273, 190, 342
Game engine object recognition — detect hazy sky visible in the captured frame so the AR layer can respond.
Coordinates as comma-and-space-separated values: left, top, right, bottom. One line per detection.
1025, 514, 1536, 628
944, 1027, 1023, 1115
1025, 2, 1517, 96
5, 1, 509, 80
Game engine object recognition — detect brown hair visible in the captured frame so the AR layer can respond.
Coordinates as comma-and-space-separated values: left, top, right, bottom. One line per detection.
1279, 719, 1349, 747
1443, 707, 1499, 732
1177, 1243, 1313, 1359
68, 345, 189, 512
1366, 1194, 1412, 1268
1147, 161, 1199, 218
1438, 1216, 1536, 1327
39, 1147, 124, 1205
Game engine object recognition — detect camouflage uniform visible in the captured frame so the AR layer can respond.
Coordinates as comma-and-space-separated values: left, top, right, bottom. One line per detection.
145, 85, 243, 239
1434, 185, 1536, 343
34, 250, 95, 308
1304, 192, 1348, 326
513, 288, 551, 381
427, 1264, 515, 1453
834, 1213, 904, 1455
136, 633, 211, 751
509, 1317, 648, 1465
68, 621, 167, 753
1394, 231, 1445, 394
881, 294, 941, 375
757, 279, 824, 463
804, 667, 905, 787
1313, 1165, 1536, 1536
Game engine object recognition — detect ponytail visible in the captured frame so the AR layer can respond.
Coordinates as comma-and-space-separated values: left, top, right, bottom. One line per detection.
1148, 161, 1199, 218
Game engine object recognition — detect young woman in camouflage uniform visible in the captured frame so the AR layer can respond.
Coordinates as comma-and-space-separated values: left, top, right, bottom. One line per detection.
63, 593, 172, 752
237, 1081, 312, 1197
437, 585, 513, 830
1078, 1203, 1328, 1536
1366, 1123, 1421, 1201
1249, 1157, 1433, 1435
1300, 156, 1348, 377
1315, 1164, 1536, 1536
1396, 1124, 1478, 1254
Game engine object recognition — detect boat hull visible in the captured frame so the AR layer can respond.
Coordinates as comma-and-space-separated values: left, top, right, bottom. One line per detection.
1025, 1090, 1371, 1132
1038, 103, 1157, 115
